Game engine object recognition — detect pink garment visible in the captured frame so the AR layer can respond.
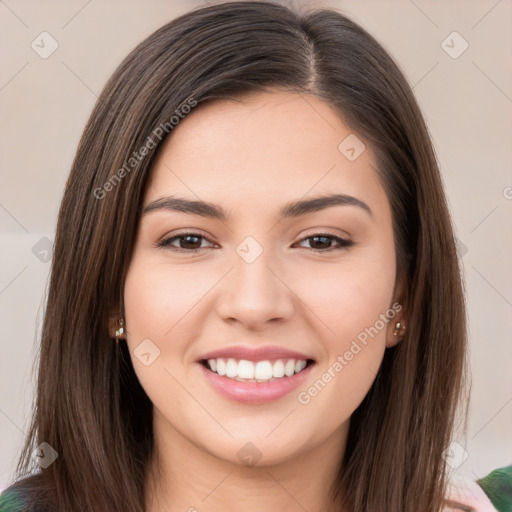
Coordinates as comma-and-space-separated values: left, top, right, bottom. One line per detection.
443, 477, 498, 511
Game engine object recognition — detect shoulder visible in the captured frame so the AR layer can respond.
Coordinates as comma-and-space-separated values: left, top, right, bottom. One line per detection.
0, 484, 29, 512
0, 475, 51, 512
443, 475, 498, 512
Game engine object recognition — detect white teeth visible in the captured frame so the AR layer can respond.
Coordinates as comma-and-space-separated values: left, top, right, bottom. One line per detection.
295, 360, 306, 373
284, 359, 295, 377
226, 358, 238, 378
254, 361, 273, 380
237, 359, 254, 379
205, 357, 310, 382
272, 360, 285, 378
215, 358, 226, 376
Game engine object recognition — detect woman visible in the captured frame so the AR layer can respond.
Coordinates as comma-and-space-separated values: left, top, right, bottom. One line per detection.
0, 1, 477, 510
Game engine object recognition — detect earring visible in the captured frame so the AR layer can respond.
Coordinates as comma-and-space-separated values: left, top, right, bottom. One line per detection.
115, 318, 124, 344
393, 321, 405, 337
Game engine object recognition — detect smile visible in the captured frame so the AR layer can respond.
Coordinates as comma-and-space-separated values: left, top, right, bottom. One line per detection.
197, 354, 315, 404
201, 357, 311, 383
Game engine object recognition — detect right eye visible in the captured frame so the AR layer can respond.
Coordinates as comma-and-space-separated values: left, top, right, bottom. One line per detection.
157, 232, 216, 253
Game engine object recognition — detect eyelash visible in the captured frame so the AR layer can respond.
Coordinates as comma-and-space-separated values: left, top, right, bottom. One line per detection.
157, 232, 354, 253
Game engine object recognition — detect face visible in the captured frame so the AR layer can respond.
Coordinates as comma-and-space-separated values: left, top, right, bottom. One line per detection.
117, 91, 405, 467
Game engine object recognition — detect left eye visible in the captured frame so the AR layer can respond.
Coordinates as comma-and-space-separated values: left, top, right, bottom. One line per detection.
158, 232, 353, 253
294, 234, 354, 251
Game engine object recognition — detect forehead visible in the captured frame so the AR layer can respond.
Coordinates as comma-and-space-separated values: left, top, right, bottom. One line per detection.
144, 91, 390, 222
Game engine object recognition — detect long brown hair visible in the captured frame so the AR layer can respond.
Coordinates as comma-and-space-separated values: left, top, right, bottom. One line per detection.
4, 1, 469, 511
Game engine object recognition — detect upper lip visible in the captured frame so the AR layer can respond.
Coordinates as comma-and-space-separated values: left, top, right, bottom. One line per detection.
198, 345, 314, 363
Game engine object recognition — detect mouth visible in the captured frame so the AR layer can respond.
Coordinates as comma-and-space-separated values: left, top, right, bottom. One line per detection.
199, 357, 315, 383
196, 347, 317, 404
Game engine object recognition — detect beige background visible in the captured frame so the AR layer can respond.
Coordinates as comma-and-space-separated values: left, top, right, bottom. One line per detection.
1, 0, 511, 491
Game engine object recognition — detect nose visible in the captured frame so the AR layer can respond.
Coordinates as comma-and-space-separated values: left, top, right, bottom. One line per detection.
215, 248, 295, 330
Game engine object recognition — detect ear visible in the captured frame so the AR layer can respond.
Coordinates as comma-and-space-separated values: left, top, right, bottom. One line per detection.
108, 306, 126, 340
386, 272, 408, 348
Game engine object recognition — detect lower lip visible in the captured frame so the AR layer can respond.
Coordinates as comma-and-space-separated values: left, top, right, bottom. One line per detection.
197, 362, 315, 404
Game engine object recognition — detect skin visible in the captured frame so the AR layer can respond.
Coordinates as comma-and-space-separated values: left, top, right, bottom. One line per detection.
111, 90, 406, 512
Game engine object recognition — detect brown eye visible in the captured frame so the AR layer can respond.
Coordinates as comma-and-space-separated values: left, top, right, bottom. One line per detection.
157, 232, 353, 253
295, 233, 354, 252
158, 233, 214, 252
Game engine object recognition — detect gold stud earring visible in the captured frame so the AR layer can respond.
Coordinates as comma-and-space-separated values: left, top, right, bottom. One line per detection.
115, 318, 124, 344
393, 321, 405, 337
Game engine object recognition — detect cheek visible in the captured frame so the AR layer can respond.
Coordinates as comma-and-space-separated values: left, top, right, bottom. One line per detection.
292, 250, 396, 345
123, 256, 211, 345
294, 255, 395, 429
122, 255, 207, 409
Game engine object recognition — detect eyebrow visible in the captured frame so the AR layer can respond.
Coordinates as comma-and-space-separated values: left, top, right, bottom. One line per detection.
143, 193, 373, 220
